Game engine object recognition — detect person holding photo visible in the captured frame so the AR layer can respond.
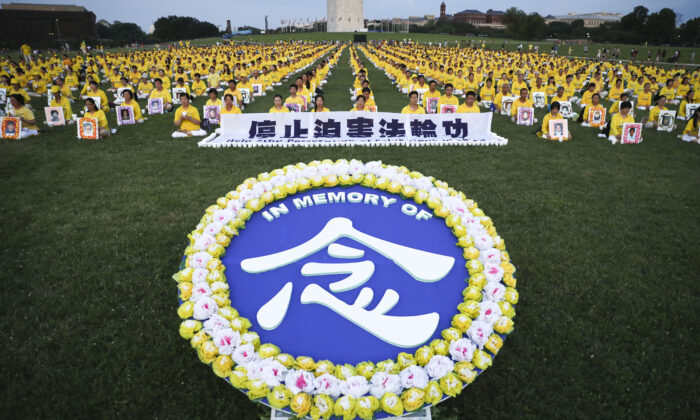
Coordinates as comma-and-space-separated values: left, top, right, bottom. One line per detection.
457, 91, 480, 113
643, 95, 668, 129
150, 78, 173, 112
637, 83, 653, 110
608, 101, 636, 144
206, 89, 223, 107
269, 94, 290, 113
677, 90, 695, 120
49, 86, 74, 125
493, 83, 511, 113
402, 91, 426, 114
284, 85, 306, 110
137, 74, 154, 99
539, 101, 571, 141
121, 90, 144, 123
84, 80, 110, 113
510, 88, 535, 122
681, 107, 699, 143
220, 94, 241, 115
581, 93, 603, 127
437, 84, 459, 113
8, 94, 38, 138
311, 95, 330, 112
172, 93, 205, 138
84, 97, 110, 138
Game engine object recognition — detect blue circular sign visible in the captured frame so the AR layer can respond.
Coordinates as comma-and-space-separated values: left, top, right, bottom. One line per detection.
223, 185, 467, 364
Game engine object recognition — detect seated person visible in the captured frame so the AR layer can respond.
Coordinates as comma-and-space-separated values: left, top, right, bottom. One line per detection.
83, 80, 110, 113
269, 94, 290, 113
284, 85, 306, 111
172, 93, 206, 138
538, 101, 571, 141
150, 78, 173, 112
84, 97, 110, 138
643, 95, 668, 129
49, 86, 74, 125
121, 89, 144, 123
608, 101, 637, 144
510, 88, 536, 122
206, 88, 223, 107
312, 95, 330, 112
677, 90, 695, 120
581, 93, 603, 127
8, 94, 38, 138
401, 91, 426, 114
437, 84, 459, 113
456, 91, 480, 113
137, 74, 154, 99
220, 94, 241, 114
350, 95, 371, 112
681, 107, 699, 143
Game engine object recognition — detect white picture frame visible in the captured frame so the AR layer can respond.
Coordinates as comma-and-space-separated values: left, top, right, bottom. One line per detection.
587, 106, 606, 127
77, 117, 99, 139
439, 104, 457, 114
115, 87, 130, 103
426, 96, 439, 114
148, 98, 164, 114
532, 92, 546, 108
685, 103, 700, 120
203, 105, 221, 124
0, 88, 6, 105
239, 88, 251, 104
501, 96, 516, 116
44, 106, 65, 126
559, 101, 573, 118
548, 118, 568, 141
621, 123, 642, 144
252, 83, 263, 97
172, 87, 187, 101
657, 110, 676, 132
284, 103, 302, 112
116, 105, 135, 126
85, 96, 101, 111
517, 106, 534, 126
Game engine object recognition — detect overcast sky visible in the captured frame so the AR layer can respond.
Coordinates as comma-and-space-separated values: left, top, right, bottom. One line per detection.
7, 0, 698, 31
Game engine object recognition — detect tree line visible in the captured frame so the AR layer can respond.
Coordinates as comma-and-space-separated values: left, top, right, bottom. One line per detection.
96, 16, 220, 46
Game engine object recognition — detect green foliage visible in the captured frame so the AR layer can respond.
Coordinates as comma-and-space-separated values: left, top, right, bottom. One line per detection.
153, 15, 220, 42
502, 8, 546, 40
97, 22, 147, 44
679, 17, 700, 46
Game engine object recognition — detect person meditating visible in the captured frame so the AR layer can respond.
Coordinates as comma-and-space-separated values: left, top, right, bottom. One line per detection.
172, 93, 206, 138
401, 91, 426, 114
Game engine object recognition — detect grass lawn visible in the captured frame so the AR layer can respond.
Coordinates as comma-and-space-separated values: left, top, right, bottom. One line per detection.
1, 37, 698, 419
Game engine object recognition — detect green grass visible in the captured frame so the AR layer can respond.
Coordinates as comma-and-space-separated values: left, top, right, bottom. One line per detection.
1, 41, 698, 419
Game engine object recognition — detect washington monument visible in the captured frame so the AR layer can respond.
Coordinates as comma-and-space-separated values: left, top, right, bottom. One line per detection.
327, 0, 365, 32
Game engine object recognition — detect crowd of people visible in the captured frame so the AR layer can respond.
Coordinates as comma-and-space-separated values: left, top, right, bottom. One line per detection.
1, 40, 699, 143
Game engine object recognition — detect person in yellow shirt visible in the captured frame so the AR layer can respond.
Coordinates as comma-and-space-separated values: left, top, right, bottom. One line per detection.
581, 93, 604, 127
269, 95, 290, 113
464, 73, 479, 95
137, 74, 154, 99
191, 73, 207, 97
220, 94, 241, 115
84, 80, 110, 113
8, 94, 38, 137
223, 79, 243, 107
284, 85, 306, 111
608, 101, 636, 144
150, 78, 173, 112
206, 66, 221, 91
636, 83, 653, 110
206, 89, 223, 107
457, 91, 480, 113
659, 79, 677, 105
479, 78, 496, 106
8, 79, 31, 103
437, 84, 459, 113
423, 80, 441, 112
402, 91, 426, 114
539, 102, 570, 141
608, 79, 625, 102
21, 43, 32, 63
643, 95, 668, 129
361, 87, 377, 109
677, 90, 695, 120
512, 73, 528, 94
84, 97, 110, 138
510, 88, 535, 122
580, 82, 598, 108
493, 83, 512, 113
312, 95, 330, 112
681, 107, 699, 142
350, 95, 373, 112
157, 69, 171, 90
172, 93, 206, 138
28, 74, 46, 97
121, 90, 144, 123
608, 92, 630, 116
64, 68, 79, 91
49, 86, 74, 124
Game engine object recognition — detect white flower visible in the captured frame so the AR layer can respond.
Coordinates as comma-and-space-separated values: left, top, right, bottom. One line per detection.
192, 297, 218, 320
425, 355, 455, 379
317, 163, 333, 176
477, 300, 503, 325
348, 160, 365, 175
483, 282, 506, 302
189, 282, 212, 302
226, 199, 243, 212
232, 343, 257, 366
189, 252, 212, 269
313, 373, 342, 398
365, 160, 384, 176
474, 232, 494, 250
449, 338, 476, 362
341, 375, 369, 399
368, 372, 401, 399
399, 365, 429, 389
203, 222, 223, 237
411, 176, 434, 191
302, 166, 319, 178
212, 328, 241, 355
212, 209, 234, 224
483, 263, 505, 283
248, 358, 288, 387
479, 248, 501, 266
238, 189, 256, 203
467, 321, 494, 348
191, 268, 209, 283
210, 281, 229, 294
270, 175, 287, 187
202, 314, 230, 334
284, 369, 315, 395
443, 196, 468, 216
193, 234, 216, 251
332, 161, 350, 176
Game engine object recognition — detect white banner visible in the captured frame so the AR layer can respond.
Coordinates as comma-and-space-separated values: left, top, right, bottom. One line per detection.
198, 112, 508, 147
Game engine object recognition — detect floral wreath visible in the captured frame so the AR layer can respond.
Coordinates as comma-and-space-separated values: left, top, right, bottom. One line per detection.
1, 117, 21, 139
174, 159, 518, 419
77, 117, 99, 140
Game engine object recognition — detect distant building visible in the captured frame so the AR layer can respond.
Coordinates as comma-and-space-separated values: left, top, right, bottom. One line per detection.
439, 4, 505, 28
0, 2, 97, 48
545, 12, 622, 28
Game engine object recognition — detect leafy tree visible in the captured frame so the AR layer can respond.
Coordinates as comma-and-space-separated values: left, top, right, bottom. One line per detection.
153, 16, 220, 41
645, 8, 677, 44
98, 21, 146, 43
678, 17, 700, 46
620, 6, 649, 28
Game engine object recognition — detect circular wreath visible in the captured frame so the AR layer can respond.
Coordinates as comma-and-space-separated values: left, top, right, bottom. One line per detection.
174, 159, 518, 419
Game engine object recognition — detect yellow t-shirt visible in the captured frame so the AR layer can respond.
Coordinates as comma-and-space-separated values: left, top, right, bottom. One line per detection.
479, 86, 495, 101
648, 106, 667, 124
637, 91, 653, 107
511, 98, 534, 117
174, 105, 201, 131
150, 88, 172, 104
610, 112, 635, 137
312, 107, 331, 112
122, 100, 143, 120
456, 103, 480, 113
206, 98, 223, 107
401, 105, 426, 114
269, 106, 290, 113
85, 109, 109, 129
13, 106, 38, 130
682, 118, 698, 135
220, 105, 241, 115
191, 80, 207, 96
437, 95, 459, 113
49, 96, 73, 121
541, 113, 565, 136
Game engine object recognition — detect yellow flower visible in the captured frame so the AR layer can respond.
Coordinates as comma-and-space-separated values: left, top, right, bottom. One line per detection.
247, 379, 270, 400
310, 394, 334, 420
441, 327, 462, 342
423, 380, 443, 404
296, 356, 316, 371
190, 330, 209, 348
268, 385, 292, 409
485, 334, 504, 354
290, 392, 312, 417
414, 345, 433, 366
212, 355, 233, 377
380, 393, 404, 417
401, 387, 425, 411
429, 339, 449, 356
355, 361, 376, 379
494, 316, 515, 334
356, 396, 379, 419
334, 363, 356, 380
229, 368, 249, 388
451, 313, 472, 333
179, 319, 202, 339
177, 301, 194, 319
462, 286, 483, 301
472, 349, 493, 370
177, 282, 193, 300
275, 353, 295, 368
439, 372, 463, 397
314, 360, 336, 377
258, 343, 280, 359
197, 340, 218, 364
454, 361, 478, 383
333, 395, 356, 420
469, 272, 487, 288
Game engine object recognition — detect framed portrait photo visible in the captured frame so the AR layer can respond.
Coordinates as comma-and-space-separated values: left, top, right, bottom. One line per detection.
685, 103, 700, 120
86, 96, 101, 111
426, 96, 439, 114
587, 106, 606, 127
1, 117, 21, 139
239, 88, 251, 104
116, 105, 135, 126
172, 87, 187, 101
517, 106, 535, 126
657, 110, 676, 132
285, 103, 302, 112
77, 117, 99, 140
148, 97, 164, 115
621, 123, 642, 144
532, 92, 546, 108
501, 96, 516, 116
44, 106, 66, 126
115, 87, 129, 103
439, 104, 457, 114
252, 83, 263, 97
0, 87, 6, 105
548, 118, 568, 141
559, 101, 573, 118
203, 105, 221, 124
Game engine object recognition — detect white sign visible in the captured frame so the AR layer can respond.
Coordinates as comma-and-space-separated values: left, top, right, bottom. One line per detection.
198, 111, 508, 147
